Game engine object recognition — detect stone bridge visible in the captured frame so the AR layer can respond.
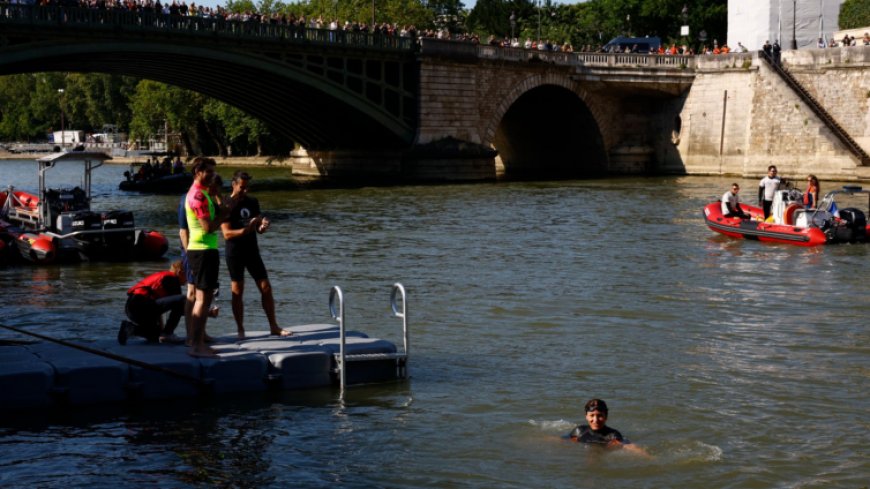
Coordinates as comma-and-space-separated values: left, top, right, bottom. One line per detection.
1, 3, 867, 181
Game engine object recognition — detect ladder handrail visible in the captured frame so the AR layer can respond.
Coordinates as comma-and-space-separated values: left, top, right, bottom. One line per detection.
390, 283, 409, 369
331, 283, 409, 399
329, 285, 346, 396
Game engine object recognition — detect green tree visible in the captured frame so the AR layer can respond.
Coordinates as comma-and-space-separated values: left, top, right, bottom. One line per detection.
128, 80, 205, 153
202, 99, 271, 156
468, 0, 534, 40
224, 0, 258, 12
839, 0, 870, 29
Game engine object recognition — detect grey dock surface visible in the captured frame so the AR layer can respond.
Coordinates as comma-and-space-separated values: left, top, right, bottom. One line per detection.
0, 323, 403, 410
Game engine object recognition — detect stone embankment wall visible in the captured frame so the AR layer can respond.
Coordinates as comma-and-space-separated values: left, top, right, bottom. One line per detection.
669, 48, 870, 181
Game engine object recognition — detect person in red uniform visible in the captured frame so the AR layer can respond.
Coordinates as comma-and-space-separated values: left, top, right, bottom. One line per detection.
118, 261, 186, 345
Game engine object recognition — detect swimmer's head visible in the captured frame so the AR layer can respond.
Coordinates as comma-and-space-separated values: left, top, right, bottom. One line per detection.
585, 399, 608, 414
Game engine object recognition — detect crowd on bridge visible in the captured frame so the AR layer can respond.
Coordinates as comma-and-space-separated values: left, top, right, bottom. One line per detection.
1, 0, 422, 41
819, 32, 870, 47
8, 1, 867, 57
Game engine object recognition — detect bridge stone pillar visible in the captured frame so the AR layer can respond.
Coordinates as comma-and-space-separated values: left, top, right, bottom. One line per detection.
286, 143, 497, 183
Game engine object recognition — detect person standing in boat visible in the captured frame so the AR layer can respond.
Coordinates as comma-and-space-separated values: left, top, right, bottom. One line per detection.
721, 183, 749, 219
567, 399, 651, 457
172, 156, 184, 175
221, 171, 291, 339
185, 157, 237, 358
118, 261, 186, 345
804, 175, 820, 209
758, 165, 782, 219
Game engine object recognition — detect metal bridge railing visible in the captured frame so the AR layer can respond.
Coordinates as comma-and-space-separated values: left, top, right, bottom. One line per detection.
422, 39, 697, 69
0, 3, 416, 51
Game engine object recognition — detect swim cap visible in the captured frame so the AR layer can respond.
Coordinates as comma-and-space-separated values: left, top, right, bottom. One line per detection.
585, 399, 608, 414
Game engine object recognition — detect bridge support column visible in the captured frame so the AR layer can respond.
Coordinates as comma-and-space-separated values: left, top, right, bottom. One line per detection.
288, 138, 498, 183
608, 145, 655, 174
288, 148, 403, 182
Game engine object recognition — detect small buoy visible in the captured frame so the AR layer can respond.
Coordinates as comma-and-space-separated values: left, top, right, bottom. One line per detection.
137, 230, 169, 259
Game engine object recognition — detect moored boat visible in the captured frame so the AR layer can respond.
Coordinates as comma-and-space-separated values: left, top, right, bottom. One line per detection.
1, 152, 168, 264
119, 152, 192, 194
703, 185, 870, 246
119, 172, 193, 193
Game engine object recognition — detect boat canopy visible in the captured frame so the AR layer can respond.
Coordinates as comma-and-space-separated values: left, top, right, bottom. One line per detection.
37, 151, 113, 165
35, 151, 112, 224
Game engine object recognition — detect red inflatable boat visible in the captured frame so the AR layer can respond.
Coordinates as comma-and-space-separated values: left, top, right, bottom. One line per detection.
1, 152, 168, 264
703, 186, 870, 247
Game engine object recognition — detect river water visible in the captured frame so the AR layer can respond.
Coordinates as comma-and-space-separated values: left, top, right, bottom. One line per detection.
0, 159, 867, 488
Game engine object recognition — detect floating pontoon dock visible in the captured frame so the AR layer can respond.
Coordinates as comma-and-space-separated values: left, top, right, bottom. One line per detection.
0, 285, 409, 410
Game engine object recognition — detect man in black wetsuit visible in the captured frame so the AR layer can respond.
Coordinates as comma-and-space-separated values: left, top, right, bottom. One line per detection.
568, 399, 650, 456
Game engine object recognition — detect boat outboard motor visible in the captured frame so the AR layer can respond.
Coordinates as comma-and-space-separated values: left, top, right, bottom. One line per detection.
836, 208, 867, 242
101, 210, 136, 257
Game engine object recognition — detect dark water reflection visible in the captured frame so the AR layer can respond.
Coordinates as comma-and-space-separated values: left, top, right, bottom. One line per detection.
1, 160, 868, 487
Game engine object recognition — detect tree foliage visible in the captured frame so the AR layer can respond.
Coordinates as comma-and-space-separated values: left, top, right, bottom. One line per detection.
839, 0, 870, 29
464, 0, 726, 49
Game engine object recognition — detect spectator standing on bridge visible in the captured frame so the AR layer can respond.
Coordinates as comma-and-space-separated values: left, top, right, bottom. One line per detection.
221, 171, 290, 339
758, 165, 782, 219
772, 40, 781, 64
763, 40, 772, 58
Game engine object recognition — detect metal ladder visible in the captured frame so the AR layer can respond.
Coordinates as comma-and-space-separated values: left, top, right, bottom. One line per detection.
330, 283, 409, 398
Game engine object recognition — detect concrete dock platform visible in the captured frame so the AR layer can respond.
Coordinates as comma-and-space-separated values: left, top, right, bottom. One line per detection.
0, 323, 404, 410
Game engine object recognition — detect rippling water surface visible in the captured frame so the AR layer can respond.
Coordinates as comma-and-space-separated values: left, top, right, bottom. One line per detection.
1, 160, 868, 487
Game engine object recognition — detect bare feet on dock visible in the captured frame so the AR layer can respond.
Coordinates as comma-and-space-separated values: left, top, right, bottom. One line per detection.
271, 328, 292, 337
188, 345, 219, 358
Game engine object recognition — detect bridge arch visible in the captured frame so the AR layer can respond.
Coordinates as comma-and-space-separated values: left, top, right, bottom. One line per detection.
485, 75, 609, 178
0, 39, 416, 150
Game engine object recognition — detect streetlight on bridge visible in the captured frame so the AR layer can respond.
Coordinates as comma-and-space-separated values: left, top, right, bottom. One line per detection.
510, 11, 516, 41
57, 88, 65, 148
680, 4, 690, 41
790, 0, 798, 49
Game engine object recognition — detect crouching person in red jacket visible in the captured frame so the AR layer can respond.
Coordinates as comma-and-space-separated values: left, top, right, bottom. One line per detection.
118, 261, 187, 345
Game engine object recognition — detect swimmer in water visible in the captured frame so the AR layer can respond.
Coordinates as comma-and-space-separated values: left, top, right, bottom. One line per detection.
568, 399, 651, 457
